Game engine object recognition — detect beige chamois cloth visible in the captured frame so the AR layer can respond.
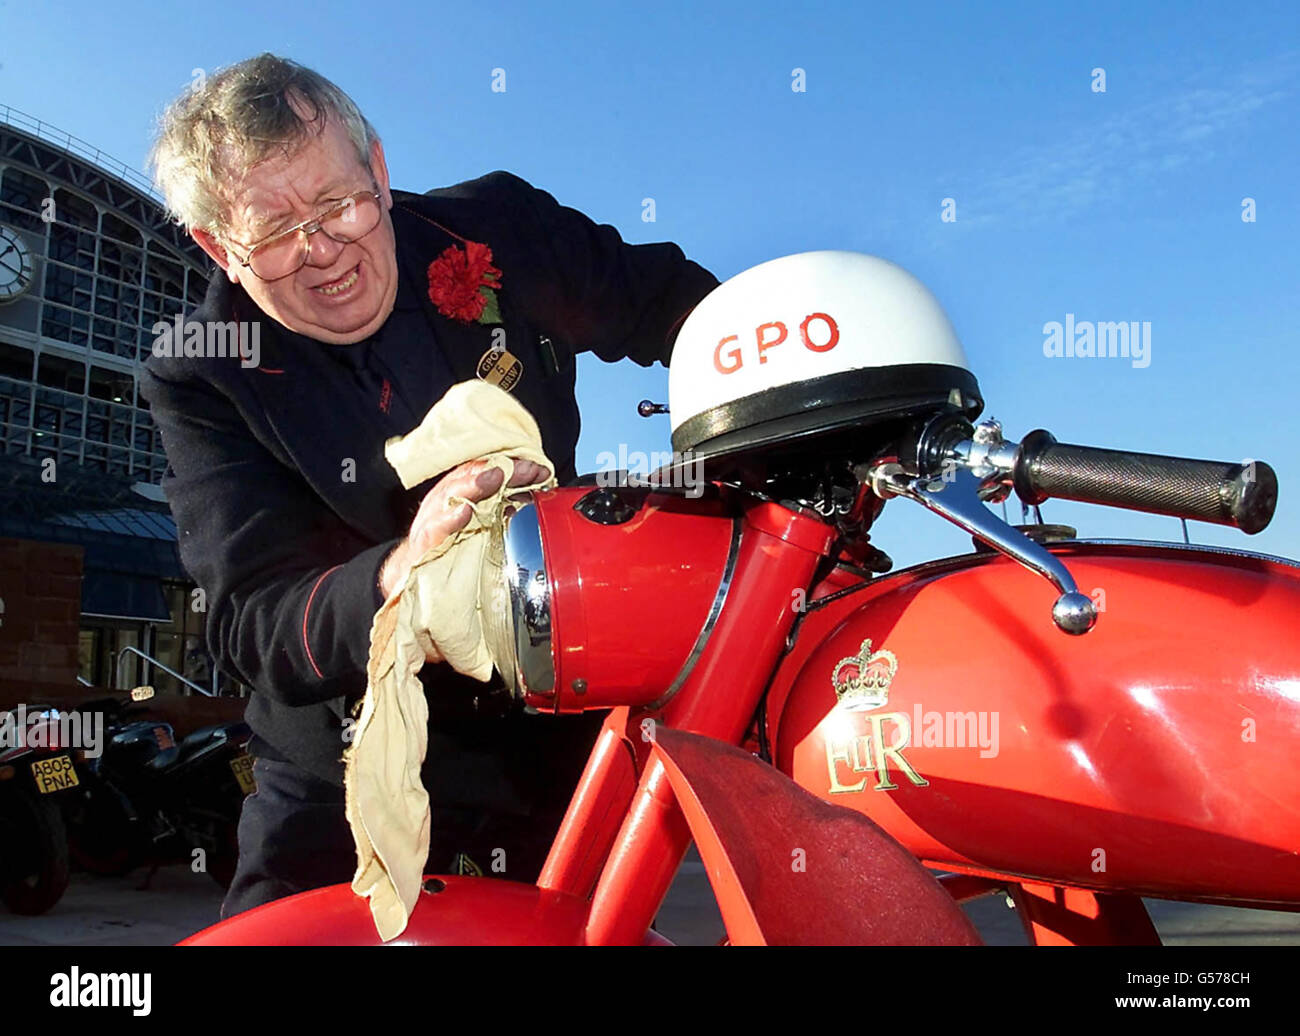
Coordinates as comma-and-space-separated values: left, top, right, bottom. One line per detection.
342, 380, 555, 942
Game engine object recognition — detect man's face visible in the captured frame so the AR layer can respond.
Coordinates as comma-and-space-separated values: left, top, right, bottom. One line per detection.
196, 113, 399, 345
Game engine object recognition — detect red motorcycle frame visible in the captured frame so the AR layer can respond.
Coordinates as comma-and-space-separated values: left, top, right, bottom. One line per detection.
185, 423, 1297, 946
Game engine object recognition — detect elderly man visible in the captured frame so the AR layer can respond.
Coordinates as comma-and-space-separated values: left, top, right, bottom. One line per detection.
141, 53, 718, 918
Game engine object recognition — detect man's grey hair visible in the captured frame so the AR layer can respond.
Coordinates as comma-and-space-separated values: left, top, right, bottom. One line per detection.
150, 53, 379, 233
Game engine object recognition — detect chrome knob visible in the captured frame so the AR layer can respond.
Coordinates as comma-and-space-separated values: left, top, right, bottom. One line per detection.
1051, 590, 1097, 635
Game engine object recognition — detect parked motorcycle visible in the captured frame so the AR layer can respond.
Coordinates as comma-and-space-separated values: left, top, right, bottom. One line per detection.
0, 705, 77, 914
183, 251, 1295, 945
63, 688, 255, 889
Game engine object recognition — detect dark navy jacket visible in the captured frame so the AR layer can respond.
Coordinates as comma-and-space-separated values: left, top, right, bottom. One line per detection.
139, 171, 719, 804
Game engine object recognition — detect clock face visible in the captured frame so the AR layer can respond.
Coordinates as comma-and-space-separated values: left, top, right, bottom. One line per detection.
0, 225, 34, 303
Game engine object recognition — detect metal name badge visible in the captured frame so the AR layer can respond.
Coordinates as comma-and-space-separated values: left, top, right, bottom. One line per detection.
476, 344, 523, 392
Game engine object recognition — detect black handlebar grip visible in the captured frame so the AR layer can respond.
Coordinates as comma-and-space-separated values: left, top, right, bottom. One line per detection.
1013, 430, 1278, 534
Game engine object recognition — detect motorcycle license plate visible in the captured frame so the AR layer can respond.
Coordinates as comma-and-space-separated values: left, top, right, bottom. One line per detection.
31, 755, 79, 794
230, 754, 256, 795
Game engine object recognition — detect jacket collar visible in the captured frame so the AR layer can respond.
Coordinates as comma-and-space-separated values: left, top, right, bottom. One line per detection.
388, 192, 502, 385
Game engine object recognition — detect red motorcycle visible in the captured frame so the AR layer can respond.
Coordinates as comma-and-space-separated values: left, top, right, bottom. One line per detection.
183, 251, 1295, 946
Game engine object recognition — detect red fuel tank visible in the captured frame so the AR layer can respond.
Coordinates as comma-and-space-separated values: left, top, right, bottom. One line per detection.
771, 541, 1300, 908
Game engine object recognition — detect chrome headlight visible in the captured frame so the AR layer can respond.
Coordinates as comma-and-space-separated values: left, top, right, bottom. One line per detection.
501, 500, 555, 698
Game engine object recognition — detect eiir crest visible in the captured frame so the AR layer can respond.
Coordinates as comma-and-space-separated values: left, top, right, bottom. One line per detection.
832, 639, 898, 711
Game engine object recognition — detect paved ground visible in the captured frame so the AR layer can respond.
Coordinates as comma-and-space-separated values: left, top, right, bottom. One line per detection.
3, 852, 1298, 946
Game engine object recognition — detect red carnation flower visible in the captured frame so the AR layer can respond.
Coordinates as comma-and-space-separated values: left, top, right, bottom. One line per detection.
427, 240, 502, 324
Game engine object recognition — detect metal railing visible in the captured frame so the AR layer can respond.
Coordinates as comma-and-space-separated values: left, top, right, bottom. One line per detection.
0, 103, 161, 201
114, 644, 215, 697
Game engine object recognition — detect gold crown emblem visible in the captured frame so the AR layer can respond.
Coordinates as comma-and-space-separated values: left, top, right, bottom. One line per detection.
831, 639, 898, 711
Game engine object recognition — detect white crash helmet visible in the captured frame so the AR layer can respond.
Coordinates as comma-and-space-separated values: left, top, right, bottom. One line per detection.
668, 250, 982, 466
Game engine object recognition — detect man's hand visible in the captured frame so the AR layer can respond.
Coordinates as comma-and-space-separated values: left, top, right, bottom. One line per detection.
378, 456, 548, 602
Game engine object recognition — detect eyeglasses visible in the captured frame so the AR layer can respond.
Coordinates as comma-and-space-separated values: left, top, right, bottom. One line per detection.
224, 189, 383, 281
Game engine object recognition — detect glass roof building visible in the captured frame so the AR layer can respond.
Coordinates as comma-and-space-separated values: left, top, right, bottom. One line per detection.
0, 105, 221, 693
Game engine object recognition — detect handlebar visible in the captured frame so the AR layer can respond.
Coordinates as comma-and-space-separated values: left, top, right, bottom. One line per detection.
870, 414, 1283, 635
1013, 430, 1277, 535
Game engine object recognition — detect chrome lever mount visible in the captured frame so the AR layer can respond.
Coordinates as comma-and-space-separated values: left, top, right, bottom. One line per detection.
865, 429, 1098, 636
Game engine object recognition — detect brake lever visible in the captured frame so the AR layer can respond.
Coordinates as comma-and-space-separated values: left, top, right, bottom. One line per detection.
866, 462, 1098, 635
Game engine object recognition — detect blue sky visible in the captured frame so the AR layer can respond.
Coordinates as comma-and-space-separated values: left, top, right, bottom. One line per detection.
2, 0, 1297, 567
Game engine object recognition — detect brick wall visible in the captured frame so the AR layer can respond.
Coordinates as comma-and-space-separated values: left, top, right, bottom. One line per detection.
0, 536, 83, 702
0, 539, 248, 734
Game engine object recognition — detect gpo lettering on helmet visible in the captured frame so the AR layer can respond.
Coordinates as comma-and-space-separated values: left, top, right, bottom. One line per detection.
712, 311, 842, 374
668, 251, 983, 467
